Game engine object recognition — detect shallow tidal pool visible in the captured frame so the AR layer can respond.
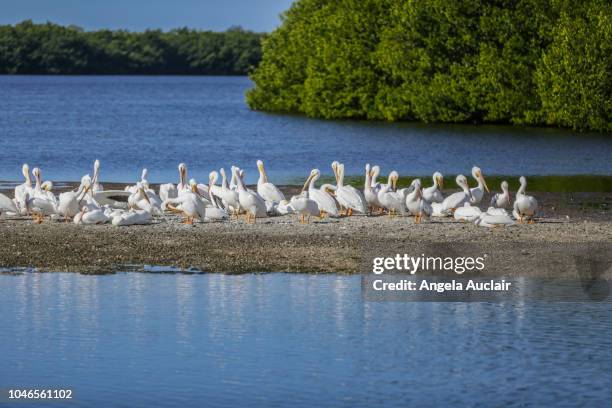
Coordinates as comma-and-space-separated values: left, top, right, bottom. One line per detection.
1, 272, 611, 407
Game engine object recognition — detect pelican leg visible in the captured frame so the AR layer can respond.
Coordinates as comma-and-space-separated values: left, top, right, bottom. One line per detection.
339, 205, 345, 216
528, 218, 535, 224
347, 208, 353, 217
299, 214, 305, 224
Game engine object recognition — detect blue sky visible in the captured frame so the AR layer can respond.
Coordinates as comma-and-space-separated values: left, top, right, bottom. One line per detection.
1, 0, 294, 32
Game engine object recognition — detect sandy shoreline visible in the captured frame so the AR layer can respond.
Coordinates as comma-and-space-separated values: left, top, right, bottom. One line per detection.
1, 183, 610, 276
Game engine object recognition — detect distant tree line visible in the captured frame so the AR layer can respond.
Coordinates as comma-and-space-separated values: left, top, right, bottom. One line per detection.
247, 0, 611, 132
0, 20, 264, 75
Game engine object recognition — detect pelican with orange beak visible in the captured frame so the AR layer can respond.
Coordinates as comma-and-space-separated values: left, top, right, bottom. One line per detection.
304, 168, 339, 217
159, 163, 188, 202
256, 160, 285, 204
423, 171, 444, 203
333, 162, 367, 216
470, 166, 489, 204
432, 175, 474, 216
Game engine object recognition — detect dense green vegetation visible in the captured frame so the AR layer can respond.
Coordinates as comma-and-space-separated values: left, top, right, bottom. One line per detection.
247, 0, 611, 132
0, 20, 264, 75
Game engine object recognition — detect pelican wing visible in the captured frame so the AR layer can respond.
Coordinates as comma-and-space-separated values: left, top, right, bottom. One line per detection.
310, 188, 338, 216
0, 193, 18, 213
337, 186, 366, 213
258, 182, 285, 203
442, 191, 470, 212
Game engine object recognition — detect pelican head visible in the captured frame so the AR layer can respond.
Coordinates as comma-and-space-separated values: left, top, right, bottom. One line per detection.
32, 167, 42, 183
371, 165, 380, 178
178, 163, 187, 185
78, 176, 92, 202
189, 179, 199, 194
433, 171, 444, 190
256, 160, 268, 183
41, 181, 53, 192
519, 176, 527, 186
301, 169, 318, 192
501, 180, 509, 192
209, 171, 219, 184
137, 182, 151, 204
472, 166, 489, 193
456, 174, 474, 201
501, 180, 511, 204
412, 179, 423, 198
22, 164, 31, 184
389, 171, 399, 191
331, 161, 340, 184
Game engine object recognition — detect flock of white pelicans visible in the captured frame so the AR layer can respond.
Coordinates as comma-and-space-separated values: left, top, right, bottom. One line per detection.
0, 160, 539, 228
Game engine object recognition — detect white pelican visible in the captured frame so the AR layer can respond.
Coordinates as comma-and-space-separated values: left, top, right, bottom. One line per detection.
377, 171, 406, 216
219, 168, 240, 216
334, 162, 366, 215
206, 171, 223, 205
513, 176, 538, 223
234, 167, 267, 223
162, 180, 206, 224
432, 175, 474, 216
128, 182, 162, 215
423, 171, 444, 203
14, 163, 33, 213
58, 175, 90, 221
25, 167, 58, 223
111, 210, 152, 226
453, 202, 482, 222
370, 165, 382, 189
290, 191, 319, 223
74, 205, 110, 225
204, 176, 228, 221
490, 180, 511, 209
405, 179, 432, 222
271, 200, 294, 216
470, 166, 489, 204
256, 160, 285, 204
92, 159, 104, 193
159, 163, 188, 201
364, 164, 382, 214
303, 169, 339, 217
475, 208, 515, 228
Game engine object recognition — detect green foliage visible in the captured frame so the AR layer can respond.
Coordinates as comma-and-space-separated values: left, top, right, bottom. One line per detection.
247, 0, 610, 132
534, 1, 611, 131
0, 21, 264, 75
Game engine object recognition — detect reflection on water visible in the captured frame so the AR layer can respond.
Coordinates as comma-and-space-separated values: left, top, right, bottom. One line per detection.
1, 273, 612, 407
1, 76, 611, 184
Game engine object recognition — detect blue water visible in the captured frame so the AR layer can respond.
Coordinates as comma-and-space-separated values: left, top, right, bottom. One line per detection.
1, 272, 611, 407
0, 76, 610, 184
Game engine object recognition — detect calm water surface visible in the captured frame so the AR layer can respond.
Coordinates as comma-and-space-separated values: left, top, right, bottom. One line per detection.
0, 76, 610, 183
1, 272, 611, 407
